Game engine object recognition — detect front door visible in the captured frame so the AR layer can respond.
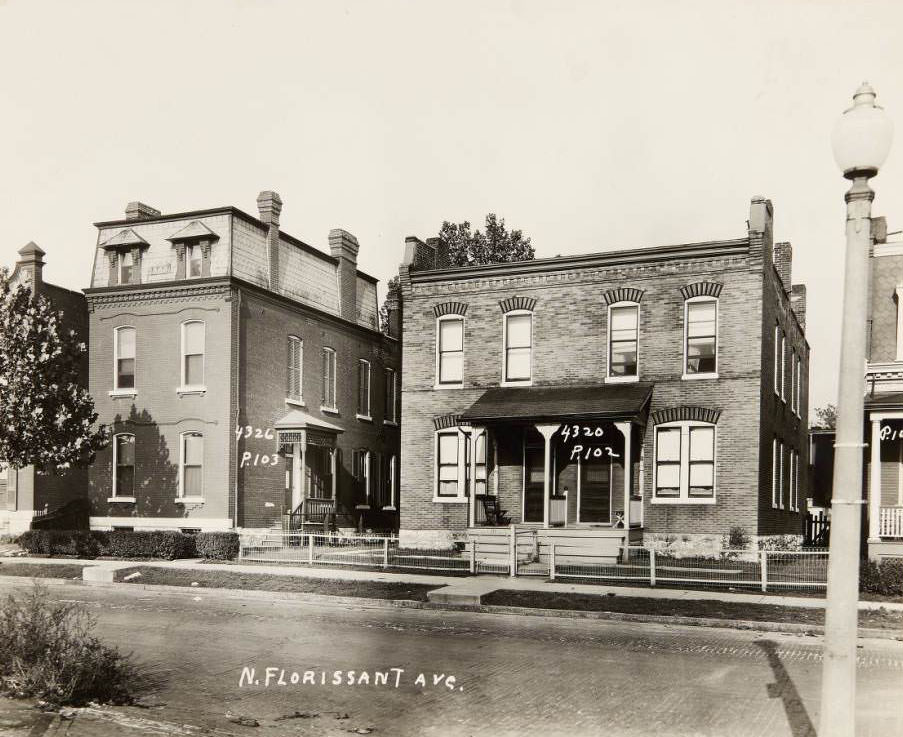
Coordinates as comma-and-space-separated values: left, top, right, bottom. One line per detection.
524, 445, 545, 522
579, 455, 611, 523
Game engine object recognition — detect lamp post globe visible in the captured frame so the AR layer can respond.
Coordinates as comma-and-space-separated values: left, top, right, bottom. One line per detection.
831, 82, 894, 178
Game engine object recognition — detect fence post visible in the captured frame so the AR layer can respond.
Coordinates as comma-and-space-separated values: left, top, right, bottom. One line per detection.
509, 524, 516, 577
550, 542, 556, 581
469, 540, 476, 574
649, 548, 656, 587
382, 537, 389, 569
760, 550, 768, 593
308, 534, 314, 566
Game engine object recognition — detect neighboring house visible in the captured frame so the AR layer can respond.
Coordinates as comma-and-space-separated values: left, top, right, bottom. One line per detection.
0, 243, 89, 534
84, 194, 400, 533
396, 197, 809, 553
807, 428, 835, 515
862, 217, 903, 559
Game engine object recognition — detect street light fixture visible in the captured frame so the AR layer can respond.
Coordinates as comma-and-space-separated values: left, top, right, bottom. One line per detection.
820, 82, 893, 737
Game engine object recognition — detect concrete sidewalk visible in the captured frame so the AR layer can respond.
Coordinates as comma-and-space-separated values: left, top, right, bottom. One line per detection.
5, 554, 902, 612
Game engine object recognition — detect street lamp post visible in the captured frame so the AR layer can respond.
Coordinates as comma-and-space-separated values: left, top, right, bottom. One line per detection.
820, 82, 893, 737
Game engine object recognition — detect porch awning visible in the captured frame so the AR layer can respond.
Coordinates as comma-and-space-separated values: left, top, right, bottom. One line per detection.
459, 382, 653, 425
274, 409, 344, 447
865, 392, 903, 410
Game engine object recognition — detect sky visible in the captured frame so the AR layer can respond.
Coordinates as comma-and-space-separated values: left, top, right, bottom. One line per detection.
2, 0, 903, 415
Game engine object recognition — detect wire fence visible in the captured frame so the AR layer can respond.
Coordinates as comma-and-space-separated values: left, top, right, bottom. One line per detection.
238, 532, 828, 592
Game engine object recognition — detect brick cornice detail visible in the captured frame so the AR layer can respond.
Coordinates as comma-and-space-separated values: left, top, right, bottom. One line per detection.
85, 282, 232, 310
651, 406, 722, 426
499, 295, 537, 313
680, 281, 723, 300
433, 414, 462, 431
602, 287, 645, 305
433, 301, 468, 318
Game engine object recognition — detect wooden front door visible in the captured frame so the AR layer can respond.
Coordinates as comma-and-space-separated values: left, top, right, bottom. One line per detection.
524, 445, 545, 523
579, 455, 611, 523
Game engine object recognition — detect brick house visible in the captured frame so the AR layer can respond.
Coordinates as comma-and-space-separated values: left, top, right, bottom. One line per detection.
396, 197, 808, 553
84, 194, 400, 533
1, 243, 89, 534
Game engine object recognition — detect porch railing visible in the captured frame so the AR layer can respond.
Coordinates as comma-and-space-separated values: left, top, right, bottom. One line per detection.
879, 506, 903, 538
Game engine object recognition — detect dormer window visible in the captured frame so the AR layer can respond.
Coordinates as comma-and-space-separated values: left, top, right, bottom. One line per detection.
120, 250, 136, 284
186, 244, 203, 278
166, 222, 219, 280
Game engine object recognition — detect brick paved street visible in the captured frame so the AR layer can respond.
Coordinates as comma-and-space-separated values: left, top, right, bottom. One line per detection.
0, 579, 901, 736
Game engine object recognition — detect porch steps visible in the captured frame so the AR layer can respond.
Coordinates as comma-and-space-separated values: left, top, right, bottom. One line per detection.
465, 526, 628, 566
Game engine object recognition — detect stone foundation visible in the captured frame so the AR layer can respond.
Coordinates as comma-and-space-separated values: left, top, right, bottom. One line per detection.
643, 531, 804, 558
399, 528, 460, 551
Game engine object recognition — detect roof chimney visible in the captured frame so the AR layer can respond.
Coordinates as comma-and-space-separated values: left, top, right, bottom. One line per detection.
773, 241, 792, 295
257, 191, 283, 292
791, 284, 807, 332
748, 196, 774, 271
125, 202, 161, 221
329, 229, 360, 322
14, 242, 45, 298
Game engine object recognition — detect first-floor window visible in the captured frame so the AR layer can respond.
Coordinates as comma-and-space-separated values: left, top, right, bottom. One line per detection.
435, 427, 488, 500
772, 437, 780, 508
437, 431, 460, 497
387, 455, 397, 507
180, 432, 203, 498
113, 434, 135, 497
474, 433, 487, 495
653, 422, 716, 501
352, 449, 370, 504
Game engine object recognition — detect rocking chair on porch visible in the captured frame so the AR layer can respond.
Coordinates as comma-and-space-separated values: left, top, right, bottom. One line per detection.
480, 496, 511, 526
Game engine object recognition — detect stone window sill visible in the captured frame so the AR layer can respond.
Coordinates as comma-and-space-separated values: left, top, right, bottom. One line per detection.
107, 496, 136, 503
177, 386, 207, 397
109, 389, 137, 398
175, 496, 205, 504
356, 414, 373, 422
321, 406, 339, 415
432, 497, 467, 504
285, 398, 305, 408
605, 375, 639, 384
681, 373, 719, 381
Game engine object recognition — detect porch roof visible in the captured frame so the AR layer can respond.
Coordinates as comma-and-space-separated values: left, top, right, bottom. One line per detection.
865, 392, 903, 410
274, 409, 344, 433
459, 382, 653, 425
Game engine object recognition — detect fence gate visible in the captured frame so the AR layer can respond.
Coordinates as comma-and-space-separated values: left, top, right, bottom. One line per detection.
805, 513, 830, 546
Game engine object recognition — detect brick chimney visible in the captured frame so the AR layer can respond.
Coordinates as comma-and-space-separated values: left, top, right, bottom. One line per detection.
773, 242, 792, 295
385, 278, 402, 339
257, 191, 283, 292
125, 202, 161, 221
748, 196, 774, 271
14, 241, 45, 298
791, 284, 807, 332
403, 236, 437, 271
329, 229, 360, 322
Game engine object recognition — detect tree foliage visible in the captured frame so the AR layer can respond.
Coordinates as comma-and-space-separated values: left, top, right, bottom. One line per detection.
0, 271, 108, 471
813, 404, 837, 430
439, 213, 534, 267
379, 276, 399, 335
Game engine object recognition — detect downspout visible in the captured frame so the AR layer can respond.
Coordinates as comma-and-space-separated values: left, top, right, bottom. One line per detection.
233, 288, 242, 529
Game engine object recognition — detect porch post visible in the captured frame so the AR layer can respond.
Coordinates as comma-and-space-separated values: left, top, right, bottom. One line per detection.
535, 424, 560, 529
469, 427, 485, 528
330, 447, 337, 501
614, 421, 632, 529
868, 416, 882, 542
299, 433, 307, 505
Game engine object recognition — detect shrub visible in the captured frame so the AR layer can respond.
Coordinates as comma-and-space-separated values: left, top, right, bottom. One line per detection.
757, 534, 803, 552
17, 530, 196, 560
195, 532, 240, 560
0, 583, 135, 705
860, 558, 903, 598
727, 526, 751, 550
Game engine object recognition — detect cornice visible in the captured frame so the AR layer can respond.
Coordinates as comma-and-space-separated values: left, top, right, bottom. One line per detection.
85, 280, 232, 310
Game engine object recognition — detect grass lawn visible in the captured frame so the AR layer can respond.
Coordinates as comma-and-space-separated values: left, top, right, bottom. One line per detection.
0, 562, 85, 579
481, 589, 903, 631
113, 566, 440, 601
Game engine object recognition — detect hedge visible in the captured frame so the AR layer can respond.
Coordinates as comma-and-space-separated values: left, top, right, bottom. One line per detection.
860, 558, 903, 598
16, 530, 240, 561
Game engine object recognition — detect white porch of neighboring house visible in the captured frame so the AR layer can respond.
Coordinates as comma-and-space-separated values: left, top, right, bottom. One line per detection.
274, 409, 343, 530
865, 398, 903, 560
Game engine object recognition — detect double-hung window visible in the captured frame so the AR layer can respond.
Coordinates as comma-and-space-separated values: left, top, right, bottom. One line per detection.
437, 317, 464, 386
434, 427, 488, 502
503, 311, 533, 384
384, 368, 397, 424
119, 250, 136, 284
179, 432, 204, 500
794, 355, 802, 416
114, 327, 136, 391
653, 422, 716, 502
181, 321, 205, 390
357, 360, 371, 419
436, 431, 460, 498
608, 303, 639, 379
287, 336, 303, 403
186, 244, 203, 278
352, 449, 370, 506
684, 299, 717, 376
112, 434, 135, 499
321, 348, 337, 411
781, 334, 787, 402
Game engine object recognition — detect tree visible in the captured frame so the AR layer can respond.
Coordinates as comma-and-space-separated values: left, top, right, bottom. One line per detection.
439, 213, 534, 267
379, 276, 399, 335
0, 270, 108, 471
813, 404, 837, 430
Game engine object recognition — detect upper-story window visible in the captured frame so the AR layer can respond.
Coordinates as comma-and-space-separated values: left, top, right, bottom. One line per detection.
119, 250, 137, 285
653, 422, 716, 503
186, 244, 203, 279
684, 299, 717, 376
321, 347, 337, 411
795, 354, 802, 416
180, 321, 205, 390
179, 432, 204, 499
790, 348, 797, 413
437, 316, 464, 386
357, 359, 371, 419
112, 433, 135, 499
503, 311, 533, 384
114, 327, 136, 391
781, 333, 787, 402
608, 303, 639, 379
774, 325, 782, 396
287, 336, 302, 403
384, 368, 397, 424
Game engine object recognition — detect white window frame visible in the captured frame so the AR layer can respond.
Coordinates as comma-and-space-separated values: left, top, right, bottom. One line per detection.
781, 333, 787, 402
386, 455, 397, 509
772, 437, 779, 508
353, 449, 371, 509
435, 315, 465, 388
286, 335, 303, 405
109, 433, 136, 502
433, 426, 473, 503
502, 310, 533, 386
177, 431, 205, 503
185, 243, 203, 279
357, 359, 371, 420
790, 348, 797, 413
682, 297, 718, 380
321, 347, 337, 413
111, 325, 137, 396
384, 368, 397, 425
119, 249, 136, 285
795, 355, 802, 417
774, 324, 781, 396
651, 420, 717, 504
778, 439, 785, 509
606, 301, 640, 383
179, 320, 206, 394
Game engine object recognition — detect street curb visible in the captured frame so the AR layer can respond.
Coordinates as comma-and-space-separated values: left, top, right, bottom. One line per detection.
1, 573, 901, 642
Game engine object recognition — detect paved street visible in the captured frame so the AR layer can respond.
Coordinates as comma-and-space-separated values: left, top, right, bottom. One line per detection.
0, 580, 901, 737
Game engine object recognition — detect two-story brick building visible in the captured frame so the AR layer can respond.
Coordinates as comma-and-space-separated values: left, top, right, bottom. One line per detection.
1, 243, 89, 534
396, 197, 809, 554
84, 193, 400, 533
